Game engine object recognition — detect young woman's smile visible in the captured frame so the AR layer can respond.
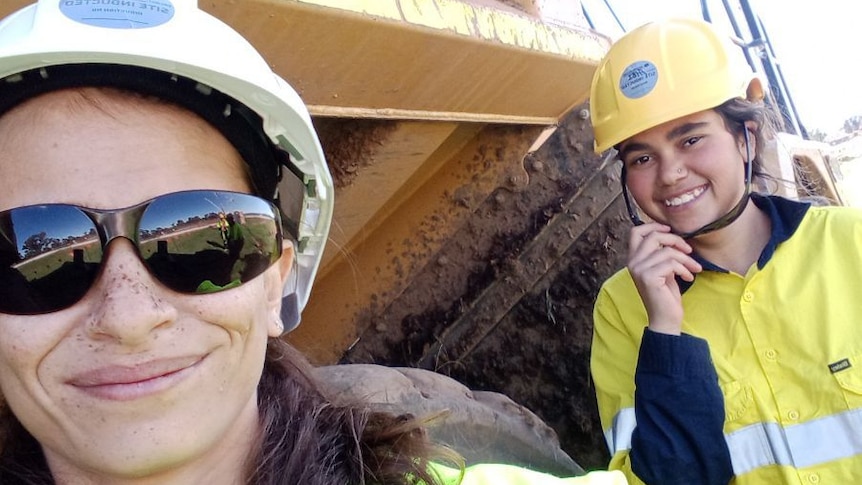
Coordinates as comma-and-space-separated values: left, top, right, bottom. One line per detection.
662, 184, 708, 208
619, 109, 750, 235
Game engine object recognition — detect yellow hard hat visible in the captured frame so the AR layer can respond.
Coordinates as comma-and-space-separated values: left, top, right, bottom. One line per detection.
590, 18, 764, 153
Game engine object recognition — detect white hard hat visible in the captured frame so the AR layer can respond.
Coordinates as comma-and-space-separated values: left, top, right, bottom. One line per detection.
0, 0, 334, 328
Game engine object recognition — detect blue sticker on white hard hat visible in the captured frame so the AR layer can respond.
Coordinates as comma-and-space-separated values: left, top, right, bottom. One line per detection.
619, 61, 658, 99
60, 0, 174, 29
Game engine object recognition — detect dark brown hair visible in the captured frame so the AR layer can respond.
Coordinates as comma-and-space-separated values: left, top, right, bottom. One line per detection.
714, 97, 784, 194
716, 97, 834, 204
245, 339, 456, 485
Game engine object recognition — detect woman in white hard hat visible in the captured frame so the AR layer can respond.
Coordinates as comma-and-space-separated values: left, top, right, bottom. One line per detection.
589, 17, 862, 485
0, 1, 630, 484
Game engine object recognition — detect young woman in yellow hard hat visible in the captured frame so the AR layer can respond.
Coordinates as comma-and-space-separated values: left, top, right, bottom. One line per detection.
590, 17, 862, 485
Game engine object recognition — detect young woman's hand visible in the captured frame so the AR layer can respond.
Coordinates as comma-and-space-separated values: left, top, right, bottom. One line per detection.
627, 223, 702, 335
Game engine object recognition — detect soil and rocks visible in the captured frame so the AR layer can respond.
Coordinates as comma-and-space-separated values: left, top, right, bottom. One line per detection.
326, 105, 631, 472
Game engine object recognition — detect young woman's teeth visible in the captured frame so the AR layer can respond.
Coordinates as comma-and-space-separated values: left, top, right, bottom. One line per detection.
664, 187, 705, 207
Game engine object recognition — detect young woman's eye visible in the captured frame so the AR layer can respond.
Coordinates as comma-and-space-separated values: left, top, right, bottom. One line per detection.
682, 135, 702, 147
626, 154, 651, 167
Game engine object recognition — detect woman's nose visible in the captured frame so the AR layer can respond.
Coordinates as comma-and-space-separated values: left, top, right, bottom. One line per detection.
658, 158, 687, 185
83, 240, 177, 346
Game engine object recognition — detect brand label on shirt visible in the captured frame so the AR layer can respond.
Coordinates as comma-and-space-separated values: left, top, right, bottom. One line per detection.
829, 358, 852, 373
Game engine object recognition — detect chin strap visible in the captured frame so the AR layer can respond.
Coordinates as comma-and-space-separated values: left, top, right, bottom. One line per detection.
620, 164, 645, 227
280, 293, 301, 334
620, 128, 753, 240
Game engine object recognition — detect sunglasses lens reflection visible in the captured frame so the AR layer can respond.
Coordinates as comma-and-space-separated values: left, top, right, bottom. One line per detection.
0, 205, 101, 314
0, 191, 283, 315
140, 191, 282, 294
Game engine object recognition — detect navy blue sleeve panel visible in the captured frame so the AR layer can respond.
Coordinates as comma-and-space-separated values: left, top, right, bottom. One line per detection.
630, 329, 732, 485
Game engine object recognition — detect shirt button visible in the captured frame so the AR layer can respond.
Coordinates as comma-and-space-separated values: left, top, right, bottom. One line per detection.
788, 410, 800, 421
743, 291, 754, 302
807, 473, 820, 483
765, 349, 777, 360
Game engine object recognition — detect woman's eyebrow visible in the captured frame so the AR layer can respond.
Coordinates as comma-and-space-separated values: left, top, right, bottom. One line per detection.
617, 142, 649, 161
666, 121, 709, 141
618, 121, 711, 160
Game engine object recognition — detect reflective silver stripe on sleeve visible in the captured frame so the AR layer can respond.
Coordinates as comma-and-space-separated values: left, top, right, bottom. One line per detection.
606, 407, 636, 453
609, 406, 862, 473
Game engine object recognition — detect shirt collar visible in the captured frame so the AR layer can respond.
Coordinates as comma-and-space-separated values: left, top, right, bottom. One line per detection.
677, 194, 810, 293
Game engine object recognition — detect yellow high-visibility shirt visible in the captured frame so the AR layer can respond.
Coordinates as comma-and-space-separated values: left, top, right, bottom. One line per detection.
429, 463, 627, 485
592, 198, 862, 484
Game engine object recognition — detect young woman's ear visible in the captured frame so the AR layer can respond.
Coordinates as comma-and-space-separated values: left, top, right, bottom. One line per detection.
739, 121, 759, 160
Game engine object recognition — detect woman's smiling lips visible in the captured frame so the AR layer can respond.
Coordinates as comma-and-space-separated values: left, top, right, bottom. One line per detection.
67, 356, 205, 401
663, 185, 707, 208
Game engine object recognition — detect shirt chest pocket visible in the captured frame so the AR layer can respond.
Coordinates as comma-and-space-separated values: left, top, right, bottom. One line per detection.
720, 379, 756, 424
831, 355, 862, 409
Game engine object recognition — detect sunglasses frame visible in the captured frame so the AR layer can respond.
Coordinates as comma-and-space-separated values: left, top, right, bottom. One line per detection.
0, 190, 284, 315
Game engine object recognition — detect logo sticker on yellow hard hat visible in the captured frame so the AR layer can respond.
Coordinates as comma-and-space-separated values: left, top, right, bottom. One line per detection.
60, 0, 174, 29
619, 61, 658, 99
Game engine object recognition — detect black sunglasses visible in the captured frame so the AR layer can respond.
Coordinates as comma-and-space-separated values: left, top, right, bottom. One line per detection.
0, 190, 283, 315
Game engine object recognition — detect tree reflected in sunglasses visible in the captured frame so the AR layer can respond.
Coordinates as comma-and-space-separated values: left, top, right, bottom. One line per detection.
0, 190, 283, 315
